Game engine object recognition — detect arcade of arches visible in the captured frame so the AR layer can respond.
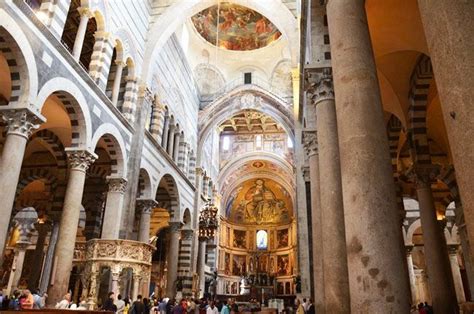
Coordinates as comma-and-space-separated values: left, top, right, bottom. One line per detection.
0, 0, 473, 313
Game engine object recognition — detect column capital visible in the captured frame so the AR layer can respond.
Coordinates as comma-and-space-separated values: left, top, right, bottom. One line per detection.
169, 221, 183, 233
447, 245, 459, 255
405, 245, 414, 255
0, 108, 45, 139
305, 67, 335, 105
136, 199, 158, 214
406, 164, 441, 186
77, 7, 94, 18
182, 228, 194, 241
195, 167, 204, 176
114, 59, 127, 67
107, 176, 128, 193
138, 84, 153, 102
302, 130, 318, 157
65, 148, 97, 172
301, 166, 311, 181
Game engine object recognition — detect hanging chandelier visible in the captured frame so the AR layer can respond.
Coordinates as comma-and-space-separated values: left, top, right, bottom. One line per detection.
198, 201, 219, 239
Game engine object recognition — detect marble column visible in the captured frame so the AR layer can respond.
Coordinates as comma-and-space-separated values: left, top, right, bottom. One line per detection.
101, 177, 127, 239
132, 273, 141, 301
417, 1, 474, 293
47, 149, 97, 306
161, 114, 170, 149
302, 131, 324, 313
111, 271, 120, 295
0, 108, 43, 263
167, 125, 176, 156
197, 238, 207, 298
309, 68, 350, 312
406, 246, 418, 305
150, 100, 165, 141
111, 61, 125, 106
326, 1, 410, 310
166, 221, 182, 298
72, 8, 92, 61
137, 199, 158, 243
415, 171, 457, 311
39, 222, 59, 293
448, 245, 466, 304
173, 131, 180, 162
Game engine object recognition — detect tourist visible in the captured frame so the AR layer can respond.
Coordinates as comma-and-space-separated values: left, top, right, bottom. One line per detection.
301, 298, 308, 313
220, 300, 230, 314
116, 294, 126, 314
418, 303, 427, 314
166, 298, 176, 314
229, 299, 238, 314
124, 297, 131, 314
144, 297, 151, 314
2, 294, 10, 310
130, 294, 146, 314
55, 292, 71, 309
103, 292, 118, 312
295, 299, 304, 314
0, 291, 3, 306
423, 302, 434, 314
172, 299, 186, 314
21, 289, 34, 309
32, 289, 45, 309
159, 298, 167, 314
77, 300, 88, 310
206, 301, 219, 314
305, 299, 314, 314
8, 291, 20, 310
187, 298, 196, 314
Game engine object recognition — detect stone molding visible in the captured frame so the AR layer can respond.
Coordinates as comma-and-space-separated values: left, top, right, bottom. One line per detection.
182, 228, 194, 241
302, 130, 318, 157
136, 199, 158, 214
0, 108, 45, 139
107, 177, 128, 193
305, 67, 335, 105
66, 149, 97, 172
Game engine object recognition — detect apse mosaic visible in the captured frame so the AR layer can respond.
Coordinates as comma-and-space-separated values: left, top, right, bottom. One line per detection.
191, 3, 282, 51
226, 178, 292, 225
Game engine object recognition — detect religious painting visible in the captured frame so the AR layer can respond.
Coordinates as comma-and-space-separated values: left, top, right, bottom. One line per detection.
277, 229, 289, 248
233, 230, 247, 248
277, 255, 290, 276
232, 255, 247, 276
229, 178, 292, 225
191, 3, 282, 51
224, 253, 231, 275
258, 255, 268, 273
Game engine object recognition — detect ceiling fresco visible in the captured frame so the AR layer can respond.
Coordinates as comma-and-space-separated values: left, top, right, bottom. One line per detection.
191, 3, 282, 51
225, 178, 292, 225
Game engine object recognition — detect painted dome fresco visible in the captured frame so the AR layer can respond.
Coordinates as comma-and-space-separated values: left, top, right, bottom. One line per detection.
191, 3, 282, 51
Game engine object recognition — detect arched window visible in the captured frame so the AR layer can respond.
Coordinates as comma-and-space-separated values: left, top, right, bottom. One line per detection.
256, 230, 268, 250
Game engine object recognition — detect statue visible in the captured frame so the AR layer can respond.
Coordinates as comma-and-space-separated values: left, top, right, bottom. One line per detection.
239, 277, 250, 295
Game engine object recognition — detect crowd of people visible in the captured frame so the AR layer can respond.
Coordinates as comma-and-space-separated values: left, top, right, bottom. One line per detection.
0, 289, 47, 310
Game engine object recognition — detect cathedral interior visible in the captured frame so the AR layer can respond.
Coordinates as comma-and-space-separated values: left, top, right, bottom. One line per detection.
0, 0, 473, 313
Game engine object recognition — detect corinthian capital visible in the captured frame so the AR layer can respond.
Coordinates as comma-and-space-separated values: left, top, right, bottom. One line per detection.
1, 108, 45, 139
136, 199, 158, 214
302, 130, 318, 157
305, 67, 335, 105
107, 176, 128, 193
66, 148, 97, 172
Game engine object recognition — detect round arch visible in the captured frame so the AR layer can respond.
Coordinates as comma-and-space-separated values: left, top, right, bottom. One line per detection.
0, 11, 38, 107
137, 168, 153, 199
141, 0, 298, 84
35, 77, 93, 150
218, 151, 294, 192
154, 173, 181, 222
91, 123, 128, 176
197, 85, 294, 165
